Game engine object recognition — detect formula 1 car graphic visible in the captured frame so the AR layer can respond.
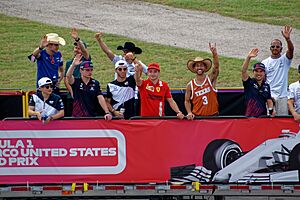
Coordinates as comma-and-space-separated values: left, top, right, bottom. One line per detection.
171, 129, 300, 183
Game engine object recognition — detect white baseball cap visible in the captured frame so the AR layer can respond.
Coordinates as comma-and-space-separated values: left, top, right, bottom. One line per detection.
38, 77, 52, 88
115, 60, 128, 69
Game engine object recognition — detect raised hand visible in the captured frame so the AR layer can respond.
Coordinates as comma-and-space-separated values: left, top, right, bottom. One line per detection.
71, 27, 79, 40
73, 53, 83, 66
95, 32, 103, 41
248, 48, 259, 58
209, 42, 217, 55
125, 52, 135, 64
40, 35, 48, 48
281, 26, 292, 40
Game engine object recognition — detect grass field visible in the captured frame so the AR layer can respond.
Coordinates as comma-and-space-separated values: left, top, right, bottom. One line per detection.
0, 0, 299, 90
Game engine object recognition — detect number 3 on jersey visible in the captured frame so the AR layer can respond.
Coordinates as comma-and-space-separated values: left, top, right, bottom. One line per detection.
202, 95, 208, 105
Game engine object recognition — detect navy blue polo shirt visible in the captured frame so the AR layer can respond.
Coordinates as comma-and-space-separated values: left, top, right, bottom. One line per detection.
28, 50, 63, 88
243, 77, 272, 117
29, 92, 64, 117
71, 78, 103, 117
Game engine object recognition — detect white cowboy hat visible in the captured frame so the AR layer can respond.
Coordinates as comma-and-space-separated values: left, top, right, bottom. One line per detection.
46, 33, 66, 46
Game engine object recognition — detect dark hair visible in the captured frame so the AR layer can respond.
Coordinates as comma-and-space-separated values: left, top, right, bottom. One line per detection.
271, 39, 282, 46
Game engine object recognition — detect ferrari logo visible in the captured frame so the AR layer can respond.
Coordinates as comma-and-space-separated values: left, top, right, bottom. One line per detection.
156, 87, 160, 92
146, 84, 154, 92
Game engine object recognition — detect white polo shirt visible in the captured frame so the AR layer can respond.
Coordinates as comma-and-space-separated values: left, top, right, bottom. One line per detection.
262, 53, 292, 99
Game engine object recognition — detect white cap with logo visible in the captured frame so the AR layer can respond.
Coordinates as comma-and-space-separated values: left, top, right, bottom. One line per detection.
115, 60, 128, 69
38, 77, 52, 88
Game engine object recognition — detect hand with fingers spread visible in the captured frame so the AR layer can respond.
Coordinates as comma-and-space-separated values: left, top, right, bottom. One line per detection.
72, 53, 83, 66
40, 35, 48, 49
248, 48, 259, 58
71, 27, 79, 40
281, 25, 292, 40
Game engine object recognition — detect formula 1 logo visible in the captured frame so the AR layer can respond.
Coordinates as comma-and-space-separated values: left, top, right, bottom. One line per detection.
0, 130, 126, 175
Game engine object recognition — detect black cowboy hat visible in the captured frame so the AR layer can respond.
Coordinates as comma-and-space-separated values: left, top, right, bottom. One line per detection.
117, 42, 142, 54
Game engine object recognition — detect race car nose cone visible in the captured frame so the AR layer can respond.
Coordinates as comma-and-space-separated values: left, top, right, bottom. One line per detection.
212, 172, 231, 182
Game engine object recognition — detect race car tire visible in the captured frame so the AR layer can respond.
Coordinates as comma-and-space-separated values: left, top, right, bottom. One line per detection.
203, 139, 242, 174
289, 143, 300, 170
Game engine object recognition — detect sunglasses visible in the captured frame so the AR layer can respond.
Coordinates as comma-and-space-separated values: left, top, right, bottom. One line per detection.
48, 43, 59, 46
117, 68, 128, 71
271, 45, 281, 49
82, 68, 93, 72
43, 84, 53, 89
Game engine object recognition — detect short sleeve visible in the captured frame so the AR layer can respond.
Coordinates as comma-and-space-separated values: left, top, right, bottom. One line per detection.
165, 83, 172, 99
288, 83, 295, 99
55, 97, 65, 111
29, 95, 35, 107
95, 81, 103, 97
106, 84, 112, 99
64, 60, 72, 77
242, 77, 251, 88
112, 55, 122, 64
266, 84, 272, 99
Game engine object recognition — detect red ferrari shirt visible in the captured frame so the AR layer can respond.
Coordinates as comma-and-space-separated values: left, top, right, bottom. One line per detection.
138, 78, 172, 116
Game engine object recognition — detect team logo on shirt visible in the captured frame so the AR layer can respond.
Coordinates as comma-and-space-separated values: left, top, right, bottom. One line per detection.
146, 84, 154, 92
156, 87, 160, 92
195, 87, 211, 97
49, 101, 54, 104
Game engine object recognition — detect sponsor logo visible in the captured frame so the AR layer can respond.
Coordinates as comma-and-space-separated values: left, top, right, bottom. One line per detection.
0, 130, 126, 175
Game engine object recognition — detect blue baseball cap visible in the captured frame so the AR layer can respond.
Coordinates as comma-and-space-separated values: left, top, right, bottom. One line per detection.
80, 61, 94, 69
253, 62, 265, 71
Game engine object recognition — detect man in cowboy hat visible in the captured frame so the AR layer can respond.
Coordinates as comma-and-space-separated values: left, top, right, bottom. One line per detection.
135, 62, 184, 119
185, 43, 219, 120
29, 33, 66, 94
95, 32, 148, 115
95, 32, 147, 77
242, 48, 274, 117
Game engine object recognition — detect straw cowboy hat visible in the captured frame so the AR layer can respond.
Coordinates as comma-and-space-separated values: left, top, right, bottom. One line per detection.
187, 57, 212, 73
46, 33, 66, 46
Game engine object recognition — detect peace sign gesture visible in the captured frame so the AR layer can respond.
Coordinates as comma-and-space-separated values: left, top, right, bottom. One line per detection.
209, 42, 217, 55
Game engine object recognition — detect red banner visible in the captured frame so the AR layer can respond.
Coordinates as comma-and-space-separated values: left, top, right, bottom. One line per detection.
0, 118, 298, 184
